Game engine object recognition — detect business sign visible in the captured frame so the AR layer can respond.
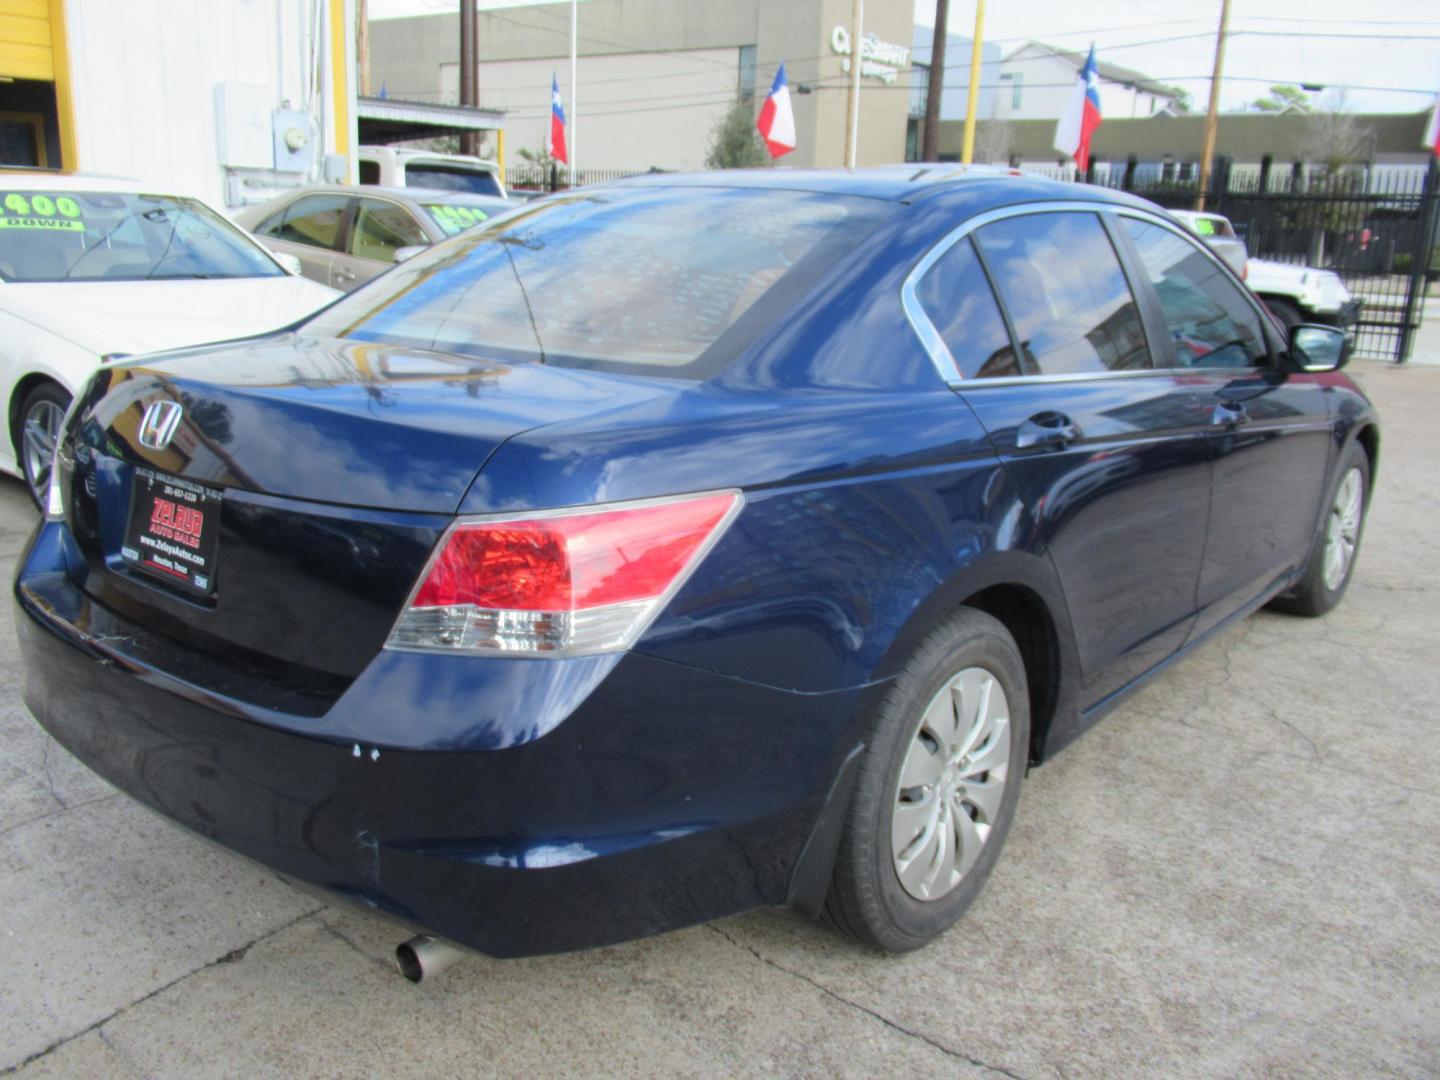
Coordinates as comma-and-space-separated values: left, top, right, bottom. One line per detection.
830, 26, 911, 85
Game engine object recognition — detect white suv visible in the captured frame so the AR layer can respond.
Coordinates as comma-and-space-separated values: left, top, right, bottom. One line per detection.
357, 146, 506, 198
1168, 209, 1361, 332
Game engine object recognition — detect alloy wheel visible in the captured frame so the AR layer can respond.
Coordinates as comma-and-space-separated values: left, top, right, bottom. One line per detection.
1322, 466, 1364, 592
22, 399, 65, 504
891, 666, 1012, 901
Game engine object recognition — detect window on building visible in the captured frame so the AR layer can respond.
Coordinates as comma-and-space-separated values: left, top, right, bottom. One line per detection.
975, 212, 1150, 375
1121, 219, 1268, 369
915, 236, 1021, 379
1010, 72, 1023, 109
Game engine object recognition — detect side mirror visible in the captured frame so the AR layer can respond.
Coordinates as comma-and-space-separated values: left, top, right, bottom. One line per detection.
393, 245, 428, 264
272, 251, 304, 276
1289, 324, 1350, 372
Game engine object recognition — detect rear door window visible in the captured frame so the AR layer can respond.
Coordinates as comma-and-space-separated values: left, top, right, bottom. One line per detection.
264, 194, 349, 251
975, 212, 1151, 375
914, 237, 1022, 379
350, 198, 429, 263
1121, 218, 1268, 369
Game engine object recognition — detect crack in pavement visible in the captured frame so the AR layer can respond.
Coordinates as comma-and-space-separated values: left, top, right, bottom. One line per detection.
0, 905, 326, 1076
0, 792, 122, 843
706, 924, 1030, 1080
318, 917, 397, 976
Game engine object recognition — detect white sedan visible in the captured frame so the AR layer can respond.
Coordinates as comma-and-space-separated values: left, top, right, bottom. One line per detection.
0, 175, 338, 504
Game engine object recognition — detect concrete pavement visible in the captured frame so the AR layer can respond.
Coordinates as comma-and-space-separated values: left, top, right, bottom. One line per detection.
1, 362, 1437, 1079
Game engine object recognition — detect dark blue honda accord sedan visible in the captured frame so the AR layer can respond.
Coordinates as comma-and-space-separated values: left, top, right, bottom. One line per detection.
16, 168, 1378, 960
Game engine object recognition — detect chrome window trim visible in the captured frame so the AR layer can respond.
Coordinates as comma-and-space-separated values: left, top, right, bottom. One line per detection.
901, 200, 1272, 386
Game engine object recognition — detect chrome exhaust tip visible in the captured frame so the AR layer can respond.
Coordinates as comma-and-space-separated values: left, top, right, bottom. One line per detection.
396, 934, 465, 983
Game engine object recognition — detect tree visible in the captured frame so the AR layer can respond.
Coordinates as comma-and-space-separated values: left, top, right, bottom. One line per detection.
705, 92, 772, 169
972, 121, 1015, 166
1253, 84, 1313, 113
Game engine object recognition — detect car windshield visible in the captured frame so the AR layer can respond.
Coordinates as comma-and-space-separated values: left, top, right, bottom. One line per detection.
0, 190, 284, 283
404, 164, 504, 197
305, 185, 892, 379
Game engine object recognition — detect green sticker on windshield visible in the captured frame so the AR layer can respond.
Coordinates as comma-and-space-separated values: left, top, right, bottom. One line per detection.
0, 218, 83, 231
1193, 218, 1217, 236
425, 204, 488, 237
0, 192, 85, 229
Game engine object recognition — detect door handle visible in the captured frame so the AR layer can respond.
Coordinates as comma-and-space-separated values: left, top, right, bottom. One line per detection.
1015, 412, 1081, 451
335, 267, 356, 282
1211, 398, 1250, 426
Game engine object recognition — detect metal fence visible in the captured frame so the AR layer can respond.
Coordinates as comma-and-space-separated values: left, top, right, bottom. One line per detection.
1079, 164, 1440, 362
504, 166, 648, 192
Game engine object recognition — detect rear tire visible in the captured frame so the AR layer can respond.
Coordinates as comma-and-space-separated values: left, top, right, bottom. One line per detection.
16, 381, 71, 510
1269, 441, 1369, 617
824, 608, 1029, 952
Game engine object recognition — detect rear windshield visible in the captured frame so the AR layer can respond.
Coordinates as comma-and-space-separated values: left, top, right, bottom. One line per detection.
404, 164, 504, 197
0, 190, 283, 282
305, 185, 891, 379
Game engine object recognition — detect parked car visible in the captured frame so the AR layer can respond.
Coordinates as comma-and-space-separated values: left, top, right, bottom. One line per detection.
357, 146, 506, 197
0, 174, 338, 506
235, 184, 512, 291
18, 170, 1377, 965
1169, 208, 1363, 332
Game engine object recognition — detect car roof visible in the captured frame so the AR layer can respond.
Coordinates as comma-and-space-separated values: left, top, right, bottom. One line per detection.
0, 171, 189, 195
615, 165, 1157, 212
254, 183, 508, 205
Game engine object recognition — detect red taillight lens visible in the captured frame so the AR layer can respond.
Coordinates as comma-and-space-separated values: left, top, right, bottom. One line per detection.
388, 491, 742, 656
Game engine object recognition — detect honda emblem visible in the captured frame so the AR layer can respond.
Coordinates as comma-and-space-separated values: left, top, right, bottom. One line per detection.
138, 401, 183, 451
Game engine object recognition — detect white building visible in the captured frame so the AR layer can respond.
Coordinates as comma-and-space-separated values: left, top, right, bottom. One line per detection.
0, 0, 360, 210
994, 42, 1185, 123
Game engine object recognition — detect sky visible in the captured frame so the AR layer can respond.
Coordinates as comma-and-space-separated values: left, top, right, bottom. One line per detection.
370, 0, 1440, 115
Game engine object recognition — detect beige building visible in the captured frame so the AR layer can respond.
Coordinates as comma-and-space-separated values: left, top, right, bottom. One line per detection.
370, 0, 918, 171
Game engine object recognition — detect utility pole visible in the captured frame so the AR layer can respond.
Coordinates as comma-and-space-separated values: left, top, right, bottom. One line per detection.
920, 0, 948, 161
459, 0, 479, 155
960, 0, 985, 163
1194, 0, 1231, 210
357, 0, 371, 97
843, 0, 863, 168
569, 0, 577, 187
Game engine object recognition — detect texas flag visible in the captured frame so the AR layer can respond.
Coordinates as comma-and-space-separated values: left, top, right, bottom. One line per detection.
548, 73, 568, 165
1424, 91, 1440, 156
1054, 45, 1102, 172
756, 62, 796, 159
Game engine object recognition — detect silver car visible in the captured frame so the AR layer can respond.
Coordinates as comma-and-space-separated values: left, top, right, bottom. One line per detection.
234, 185, 512, 291
1167, 210, 1248, 278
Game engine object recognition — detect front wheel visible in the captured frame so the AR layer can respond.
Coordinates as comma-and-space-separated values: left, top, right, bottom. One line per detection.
824, 608, 1030, 952
1270, 441, 1369, 617
18, 381, 71, 510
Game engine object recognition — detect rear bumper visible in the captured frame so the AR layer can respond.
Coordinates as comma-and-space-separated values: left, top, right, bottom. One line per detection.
15, 522, 867, 957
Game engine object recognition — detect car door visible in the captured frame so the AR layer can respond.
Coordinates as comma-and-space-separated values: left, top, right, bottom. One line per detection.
253, 193, 350, 286
336, 197, 433, 290
1114, 214, 1333, 640
911, 207, 1214, 706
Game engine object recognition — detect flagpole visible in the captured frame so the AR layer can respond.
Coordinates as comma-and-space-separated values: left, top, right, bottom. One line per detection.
569, 0, 577, 188
960, 0, 985, 164
843, 0, 863, 167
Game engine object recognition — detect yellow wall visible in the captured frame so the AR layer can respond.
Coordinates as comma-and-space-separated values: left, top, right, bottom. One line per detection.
0, 0, 77, 169
0, 0, 54, 80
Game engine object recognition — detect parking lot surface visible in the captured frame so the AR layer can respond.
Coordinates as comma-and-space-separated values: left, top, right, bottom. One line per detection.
2, 361, 1436, 1079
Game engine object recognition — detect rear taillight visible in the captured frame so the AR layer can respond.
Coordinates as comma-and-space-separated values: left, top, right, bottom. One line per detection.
386, 490, 742, 657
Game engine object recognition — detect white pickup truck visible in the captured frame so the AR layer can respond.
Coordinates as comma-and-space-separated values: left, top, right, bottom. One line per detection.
1168, 209, 1362, 333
